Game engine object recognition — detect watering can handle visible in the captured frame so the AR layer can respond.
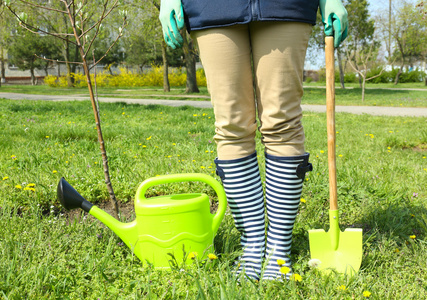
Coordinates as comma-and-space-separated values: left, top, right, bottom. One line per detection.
135, 173, 227, 234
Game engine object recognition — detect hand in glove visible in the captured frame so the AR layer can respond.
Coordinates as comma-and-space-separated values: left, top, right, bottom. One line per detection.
319, 0, 348, 48
159, 0, 185, 49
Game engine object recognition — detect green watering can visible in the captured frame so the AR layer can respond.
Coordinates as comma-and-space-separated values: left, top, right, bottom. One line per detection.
57, 173, 227, 268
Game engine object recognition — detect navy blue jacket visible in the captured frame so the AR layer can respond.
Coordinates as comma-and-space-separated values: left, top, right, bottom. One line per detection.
182, 0, 319, 31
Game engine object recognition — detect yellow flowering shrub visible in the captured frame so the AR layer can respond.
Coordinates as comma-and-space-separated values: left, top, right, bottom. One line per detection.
43, 65, 207, 88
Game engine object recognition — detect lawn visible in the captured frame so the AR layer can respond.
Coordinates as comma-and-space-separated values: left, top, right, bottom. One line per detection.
0, 99, 426, 298
1, 82, 427, 107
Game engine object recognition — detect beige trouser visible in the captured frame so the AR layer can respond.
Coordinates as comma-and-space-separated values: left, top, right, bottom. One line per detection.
191, 22, 312, 160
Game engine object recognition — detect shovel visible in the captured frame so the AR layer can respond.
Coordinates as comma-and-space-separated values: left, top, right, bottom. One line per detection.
308, 36, 363, 275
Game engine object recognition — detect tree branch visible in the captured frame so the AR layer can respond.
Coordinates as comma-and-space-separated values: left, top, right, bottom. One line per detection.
18, 0, 68, 14
34, 54, 83, 65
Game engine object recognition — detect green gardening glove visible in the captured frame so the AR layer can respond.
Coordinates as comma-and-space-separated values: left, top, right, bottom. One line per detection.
159, 0, 185, 49
319, 0, 349, 48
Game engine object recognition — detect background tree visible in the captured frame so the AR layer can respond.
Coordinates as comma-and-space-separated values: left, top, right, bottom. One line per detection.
390, 1, 427, 84
5, 0, 128, 219
9, 29, 59, 85
343, 0, 376, 88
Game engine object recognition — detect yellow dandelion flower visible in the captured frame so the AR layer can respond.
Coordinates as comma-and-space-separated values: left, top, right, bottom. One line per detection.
279, 266, 290, 274
193, 114, 198, 117
172, 143, 176, 146
27, 183, 35, 187
146, 136, 152, 140
410, 235, 416, 239
24, 187, 35, 192
205, 150, 209, 153
52, 170, 57, 174
320, 150, 324, 154
15, 185, 22, 189
188, 252, 198, 259
3, 176, 9, 180
143, 145, 147, 148
201, 166, 206, 169
300, 198, 306, 203
208, 253, 217, 260
338, 154, 343, 157
11, 155, 17, 160
338, 285, 347, 291
290, 274, 302, 282
277, 259, 286, 266
46, 136, 49, 138
122, 112, 125, 115
394, 248, 399, 253
363, 291, 371, 298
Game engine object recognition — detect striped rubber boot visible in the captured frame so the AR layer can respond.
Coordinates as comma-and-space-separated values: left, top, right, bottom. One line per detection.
263, 153, 312, 280
214, 152, 266, 281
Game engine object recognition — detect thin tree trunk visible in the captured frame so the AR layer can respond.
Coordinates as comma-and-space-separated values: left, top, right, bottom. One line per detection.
30, 67, 36, 86
361, 77, 366, 102
0, 46, 4, 87
337, 48, 345, 89
394, 64, 404, 85
161, 40, 170, 92
182, 30, 199, 93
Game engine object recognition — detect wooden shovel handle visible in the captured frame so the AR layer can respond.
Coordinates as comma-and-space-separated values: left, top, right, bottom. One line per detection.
325, 36, 338, 211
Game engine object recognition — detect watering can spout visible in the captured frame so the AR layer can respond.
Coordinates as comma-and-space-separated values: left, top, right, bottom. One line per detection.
57, 178, 139, 252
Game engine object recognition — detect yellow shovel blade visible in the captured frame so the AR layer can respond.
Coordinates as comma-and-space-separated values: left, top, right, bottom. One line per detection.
308, 227, 363, 275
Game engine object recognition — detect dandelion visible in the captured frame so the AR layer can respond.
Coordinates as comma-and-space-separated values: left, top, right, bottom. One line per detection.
46, 136, 49, 138
15, 185, 22, 189
52, 170, 57, 174
11, 155, 17, 160
279, 266, 290, 274
338, 154, 343, 157
146, 136, 152, 140
208, 253, 217, 260
320, 150, 324, 154
363, 291, 371, 298
24, 187, 35, 192
300, 198, 306, 203
410, 235, 416, 239
308, 258, 321, 268
290, 274, 302, 282
3, 176, 9, 180
172, 143, 176, 146
277, 259, 286, 266
337, 285, 347, 291
200, 166, 205, 169
193, 114, 198, 117
188, 252, 198, 260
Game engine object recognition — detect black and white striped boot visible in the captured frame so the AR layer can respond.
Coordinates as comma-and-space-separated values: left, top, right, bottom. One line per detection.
214, 152, 266, 281
262, 153, 312, 280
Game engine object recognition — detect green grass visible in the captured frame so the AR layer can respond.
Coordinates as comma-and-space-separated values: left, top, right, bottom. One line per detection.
1, 99, 427, 298
1, 83, 427, 107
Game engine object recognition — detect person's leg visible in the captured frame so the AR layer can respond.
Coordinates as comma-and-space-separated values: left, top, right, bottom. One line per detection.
191, 25, 257, 160
250, 21, 313, 280
251, 21, 312, 157
192, 26, 265, 280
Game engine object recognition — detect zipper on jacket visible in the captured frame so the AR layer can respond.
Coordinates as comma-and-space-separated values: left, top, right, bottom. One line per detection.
250, 0, 259, 21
